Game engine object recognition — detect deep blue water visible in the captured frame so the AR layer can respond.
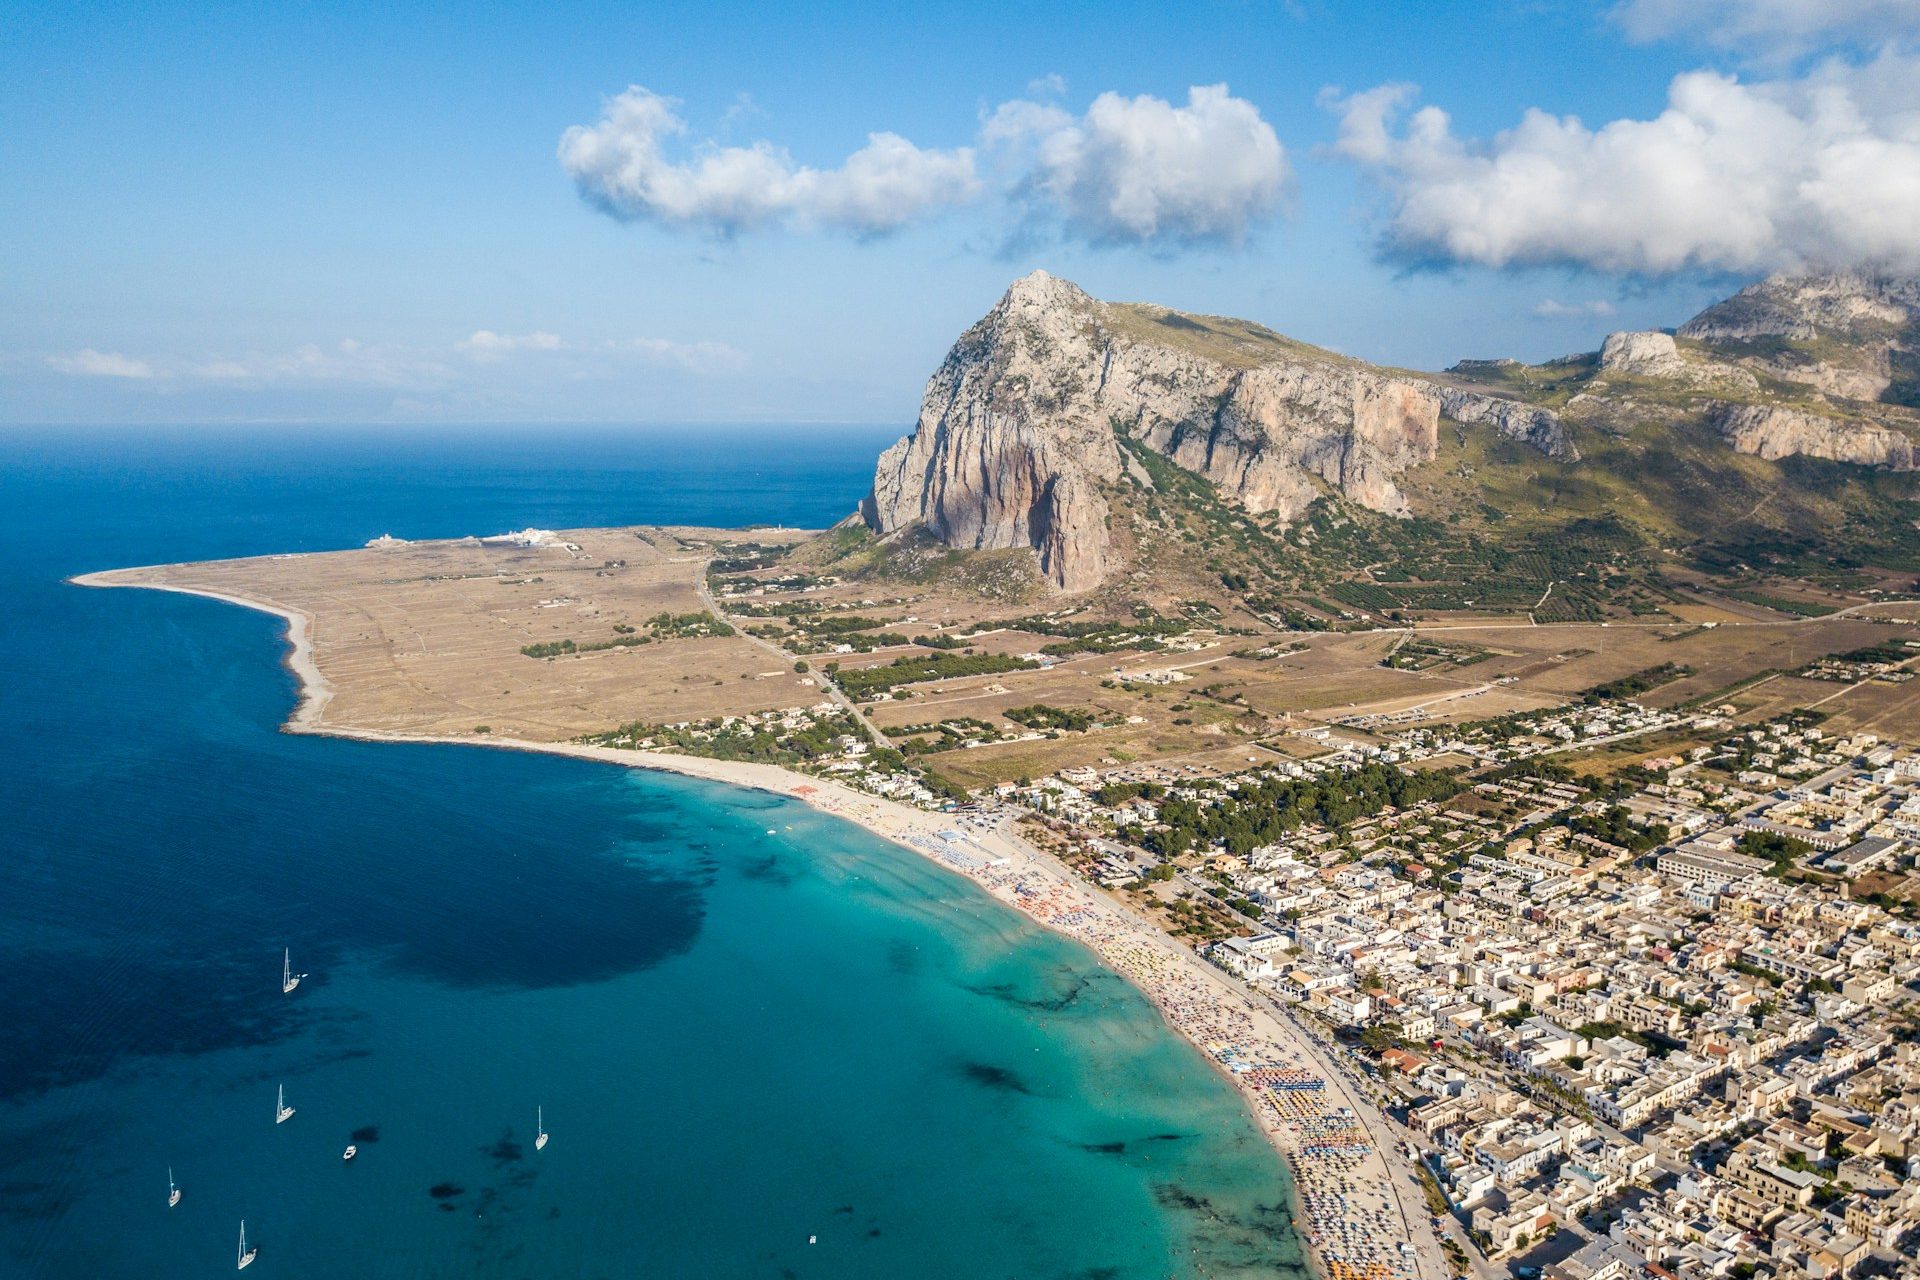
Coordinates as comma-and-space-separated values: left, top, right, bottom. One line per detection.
0, 425, 1301, 1278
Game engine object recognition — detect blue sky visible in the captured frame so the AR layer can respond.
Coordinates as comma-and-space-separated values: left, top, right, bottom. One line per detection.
4, 0, 1916, 424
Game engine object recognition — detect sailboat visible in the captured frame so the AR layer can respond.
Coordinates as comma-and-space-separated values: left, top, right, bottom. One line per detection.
237, 1220, 257, 1270
281, 948, 303, 995
534, 1105, 548, 1151
275, 1084, 295, 1124
167, 1167, 180, 1208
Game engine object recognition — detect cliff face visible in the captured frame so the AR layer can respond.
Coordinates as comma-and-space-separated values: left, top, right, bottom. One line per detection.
862, 273, 1123, 592
864, 272, 1572, 591
1709, 402, 1918, 471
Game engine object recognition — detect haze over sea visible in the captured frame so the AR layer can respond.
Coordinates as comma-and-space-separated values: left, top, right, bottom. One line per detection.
0, 425, 1302, 1279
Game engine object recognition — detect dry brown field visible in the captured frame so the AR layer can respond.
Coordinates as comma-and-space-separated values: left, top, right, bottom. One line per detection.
86, 524, 1920, 785
90, 526, 821, 741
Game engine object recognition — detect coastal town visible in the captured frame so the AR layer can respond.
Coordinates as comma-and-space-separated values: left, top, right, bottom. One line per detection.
578, 564, 1920, 1280
673, 688, 1920, 1280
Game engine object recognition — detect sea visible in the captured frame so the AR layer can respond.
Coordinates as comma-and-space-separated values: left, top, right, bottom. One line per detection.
0, 424, 1305, 1279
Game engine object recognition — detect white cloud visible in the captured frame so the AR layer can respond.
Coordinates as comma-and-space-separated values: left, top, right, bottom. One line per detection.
557, 87, 979, 236
559, 82, 1290, 250
1531, 299, 1619, 319
613, 337, 745, 372
35, 330, 743, 395
1611, 0, 1920, 57
186, 339, 438, 387
46, 349, 154, 379
1327, 49, 1920, 275
459, 330, 564, 357
984, 84, 1290, 247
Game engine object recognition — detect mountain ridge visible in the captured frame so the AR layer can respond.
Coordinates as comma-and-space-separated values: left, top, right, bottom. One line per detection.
860, 270, 1920, 595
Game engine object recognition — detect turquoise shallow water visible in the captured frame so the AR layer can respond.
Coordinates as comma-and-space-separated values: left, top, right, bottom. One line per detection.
0, 425, 1303, 1277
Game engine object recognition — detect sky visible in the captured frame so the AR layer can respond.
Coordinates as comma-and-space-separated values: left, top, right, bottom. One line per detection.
3, 0, 1918, 426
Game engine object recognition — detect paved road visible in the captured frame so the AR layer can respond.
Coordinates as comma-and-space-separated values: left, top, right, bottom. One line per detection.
695, 566, 887, 742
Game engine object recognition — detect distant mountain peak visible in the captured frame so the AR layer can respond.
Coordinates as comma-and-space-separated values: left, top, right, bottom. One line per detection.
1677, 271, 1920, 404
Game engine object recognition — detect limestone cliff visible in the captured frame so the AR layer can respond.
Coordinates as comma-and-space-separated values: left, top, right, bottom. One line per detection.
1708, 402, 1918, 471
863, 272, 1572, 591
861, 273, 1123, 592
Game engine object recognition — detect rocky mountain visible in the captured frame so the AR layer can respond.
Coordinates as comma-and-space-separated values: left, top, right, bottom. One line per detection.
863, 271, 1574, 590
1677, 273, 1920, 404
860, 271, 1920, 594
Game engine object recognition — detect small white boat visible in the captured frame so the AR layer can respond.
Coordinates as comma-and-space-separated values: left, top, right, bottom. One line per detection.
237, 1220, 257, 1270
281, 948, 303, 995
275, 1084, 295, 1125
342, 1144, 357, 1161
168, 1166, 181, 1208
534, 1105, 548, 1151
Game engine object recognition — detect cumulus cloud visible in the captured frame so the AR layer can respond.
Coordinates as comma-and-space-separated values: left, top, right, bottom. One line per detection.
184, 339, 438, 387
984, 84, 1289, 247
1326, 49, 1920, 276
559, 82, 1289, 250
1611, 0, 1920, 57
1532, 299, 1619, 319
558, 87, 979, 236
46, 349, 154, 379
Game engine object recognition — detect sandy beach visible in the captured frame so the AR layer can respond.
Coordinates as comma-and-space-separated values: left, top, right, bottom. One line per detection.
74, 570, 1444, 1280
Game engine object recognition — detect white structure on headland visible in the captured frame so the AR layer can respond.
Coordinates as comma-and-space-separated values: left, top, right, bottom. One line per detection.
483, 528, 573, 549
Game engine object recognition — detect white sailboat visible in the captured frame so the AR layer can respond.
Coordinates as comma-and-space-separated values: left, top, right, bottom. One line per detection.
237, 1220, 257, 1270
275, 1084, 295, 1124
534, 1105, 548, 1151
168, 1166, 180, 1208
281, 948, 302, 995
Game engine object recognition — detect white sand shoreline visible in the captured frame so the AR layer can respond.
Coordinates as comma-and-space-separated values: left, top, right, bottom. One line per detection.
74, 568, 1441, 1280
72, 570, 336, 728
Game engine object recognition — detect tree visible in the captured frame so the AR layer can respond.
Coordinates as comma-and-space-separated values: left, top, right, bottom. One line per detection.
1360, 1023, 1405, 1054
